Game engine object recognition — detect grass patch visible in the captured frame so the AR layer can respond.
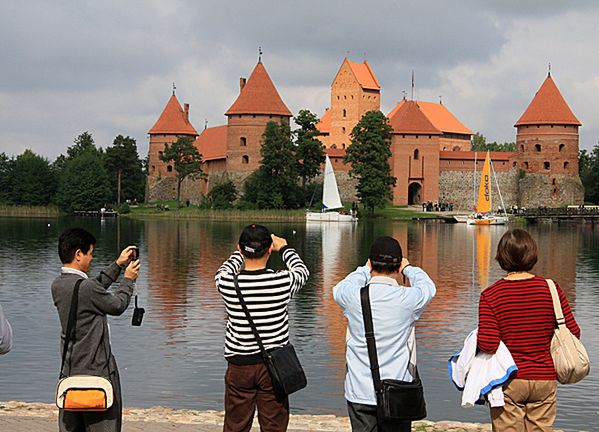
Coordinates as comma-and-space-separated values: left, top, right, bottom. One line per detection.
0, 205, 61, 218
373, 206, 439, 220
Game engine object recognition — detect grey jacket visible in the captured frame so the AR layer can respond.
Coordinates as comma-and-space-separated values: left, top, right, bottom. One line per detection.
51, 262, 134, 376
0, 303, 13, 354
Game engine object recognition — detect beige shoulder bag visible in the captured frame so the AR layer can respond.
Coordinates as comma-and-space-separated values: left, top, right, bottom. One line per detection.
547, 279, 590, 384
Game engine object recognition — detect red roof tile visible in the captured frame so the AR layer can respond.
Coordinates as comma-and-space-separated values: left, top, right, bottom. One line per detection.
316, 109, 331, 134
388, 100, 442, 135
388, 100, 472, 135
515, 75, 580, 126
225, 62, 292, 116
347, 59, 380, 90
195, 125, 227, 161
148, 94, 198, 135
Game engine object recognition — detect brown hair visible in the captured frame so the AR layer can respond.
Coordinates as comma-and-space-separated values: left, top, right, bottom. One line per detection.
495, 229, 538, 272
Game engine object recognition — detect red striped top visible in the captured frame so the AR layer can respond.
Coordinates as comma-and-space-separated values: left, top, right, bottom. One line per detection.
477, 276, 580, 380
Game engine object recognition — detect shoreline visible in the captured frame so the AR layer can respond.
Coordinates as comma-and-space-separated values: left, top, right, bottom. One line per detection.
0, 401, 496, 431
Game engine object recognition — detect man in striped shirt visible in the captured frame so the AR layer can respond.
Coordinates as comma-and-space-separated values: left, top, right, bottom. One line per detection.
216, 224, 310, 432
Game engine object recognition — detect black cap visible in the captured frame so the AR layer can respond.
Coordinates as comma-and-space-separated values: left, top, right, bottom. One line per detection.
369, 236, 402, 264
239, 224, 272, 255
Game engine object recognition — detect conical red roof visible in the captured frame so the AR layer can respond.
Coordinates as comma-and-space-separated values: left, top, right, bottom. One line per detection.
515, 75, 580, 126
225, 62, 292, 116
388, 100, 442, 135
148, 94, 198, 135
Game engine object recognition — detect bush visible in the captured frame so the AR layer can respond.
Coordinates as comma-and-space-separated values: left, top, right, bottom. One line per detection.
207, 180, 237, 209
118, 202, 131, 214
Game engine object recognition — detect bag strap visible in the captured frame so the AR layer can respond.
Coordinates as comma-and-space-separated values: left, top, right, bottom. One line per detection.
547, 279, 566, 326
232, 274, 269, 358
60, 279, 83, 378
360, 285, 420, 397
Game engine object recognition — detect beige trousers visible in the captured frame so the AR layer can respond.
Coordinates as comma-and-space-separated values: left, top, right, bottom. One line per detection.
490, 379, 557, 432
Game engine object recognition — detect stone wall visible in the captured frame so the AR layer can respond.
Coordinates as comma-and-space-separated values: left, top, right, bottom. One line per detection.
146, 176, 204, 204
518, 173, 583, 208
439, 168, 520, 211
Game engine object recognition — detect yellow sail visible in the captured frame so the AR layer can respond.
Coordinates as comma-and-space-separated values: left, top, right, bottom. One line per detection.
476, 152, 492, 213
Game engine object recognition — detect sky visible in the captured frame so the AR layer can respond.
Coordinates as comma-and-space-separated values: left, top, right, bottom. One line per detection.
2, 0, 599, 161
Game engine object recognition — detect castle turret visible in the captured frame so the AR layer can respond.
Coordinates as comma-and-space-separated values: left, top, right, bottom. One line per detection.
224, 61, 292, 182
514, 73, 583, 206
148, 93, 198, 177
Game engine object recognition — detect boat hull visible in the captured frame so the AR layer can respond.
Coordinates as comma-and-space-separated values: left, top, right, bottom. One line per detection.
467, 215, 509, 225
306, 211, 357, 222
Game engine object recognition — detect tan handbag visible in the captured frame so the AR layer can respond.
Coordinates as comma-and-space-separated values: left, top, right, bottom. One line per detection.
547, 279, 590, 384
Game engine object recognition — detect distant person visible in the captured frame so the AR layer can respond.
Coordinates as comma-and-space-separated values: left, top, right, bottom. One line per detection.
216, 224, 310, 432
333, 236, 436, 431
52, 228, 140, 432
478, 229, 581, 431
0, 303, 13, 354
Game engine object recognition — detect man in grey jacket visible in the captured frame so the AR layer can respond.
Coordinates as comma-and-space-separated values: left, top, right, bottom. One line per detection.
52, 228, 140, 432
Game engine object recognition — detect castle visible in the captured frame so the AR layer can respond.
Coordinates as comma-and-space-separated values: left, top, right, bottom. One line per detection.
146, 58, 584, 209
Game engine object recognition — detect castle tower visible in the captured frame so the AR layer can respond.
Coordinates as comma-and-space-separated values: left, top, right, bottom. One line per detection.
321, 58, 381, 151
514, 73, 583, 206
147, 93, 198, 177
224, 60, 292, 183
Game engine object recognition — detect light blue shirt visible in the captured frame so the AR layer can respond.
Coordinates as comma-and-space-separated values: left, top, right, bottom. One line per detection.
333, 265, 436, 405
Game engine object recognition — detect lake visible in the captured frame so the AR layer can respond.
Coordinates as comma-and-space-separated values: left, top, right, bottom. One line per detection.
0, 217, 597, 431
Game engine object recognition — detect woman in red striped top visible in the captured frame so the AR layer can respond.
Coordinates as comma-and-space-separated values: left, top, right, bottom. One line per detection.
478, 229, 580, 431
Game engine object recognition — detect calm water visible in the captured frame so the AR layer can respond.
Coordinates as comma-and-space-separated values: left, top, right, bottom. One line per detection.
0, 217, 597, 431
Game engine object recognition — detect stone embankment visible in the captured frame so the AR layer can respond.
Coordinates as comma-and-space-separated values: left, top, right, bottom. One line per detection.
0, 401, 497, 431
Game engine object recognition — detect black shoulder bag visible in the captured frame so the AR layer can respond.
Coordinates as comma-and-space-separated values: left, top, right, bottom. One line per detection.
360, 284, 426, 422
233, 274, 307, 395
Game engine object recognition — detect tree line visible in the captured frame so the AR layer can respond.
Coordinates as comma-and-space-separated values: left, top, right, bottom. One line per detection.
579, 144, 599, 204
0, 132, 145, 212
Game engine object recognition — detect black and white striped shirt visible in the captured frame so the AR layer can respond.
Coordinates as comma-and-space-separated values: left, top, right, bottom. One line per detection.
216, 246, 309, 361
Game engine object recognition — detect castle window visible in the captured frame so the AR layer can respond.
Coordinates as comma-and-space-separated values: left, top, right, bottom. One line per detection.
564, 161, 569, 169
453, 146, 460, 151
524, 161, 529, 170
416, 135, 419, 139
535, 144, 541, 152
342, 143, 346, 149
351, 95, 354, 100
544, 161, 550, 170
342, 127, 346, 134
429, 135, 432, 139
559, 143, 565, 152
252, 115, 256, 118
238, 115, 242, 118
167, 165, 173, 172
413, 149, 419, 160
402, 135, 406, 138
337, 96, 340, 100
159, 151, 163, 157
513, 162, 517, 168
151, 165, 156, 173
242, 155, 249, 164
520, 144, 524, 152
240, 137, 247, 146
331, 144, 337, 149
269, 115, 272, 119
343, 109, 347, 117
552, 178, 557, 185
344, 95, 347, 100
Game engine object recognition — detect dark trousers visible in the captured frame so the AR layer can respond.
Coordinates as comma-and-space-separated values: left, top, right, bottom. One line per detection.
347, 401, 411, 432
59, 363, 122, 432
223, 362, 289, 432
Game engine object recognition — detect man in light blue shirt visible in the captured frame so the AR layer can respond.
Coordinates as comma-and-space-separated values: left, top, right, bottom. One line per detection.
333, 236, 436, 432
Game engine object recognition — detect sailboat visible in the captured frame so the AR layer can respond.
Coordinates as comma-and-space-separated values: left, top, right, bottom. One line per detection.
306, 155, 357, 222
467, 151, 509, 225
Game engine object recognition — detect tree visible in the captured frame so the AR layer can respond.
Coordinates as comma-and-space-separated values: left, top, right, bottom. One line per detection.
294, 110, 325, 189
67, 131, 99, 159
55, 150, 111, 212
206, 180, 238, 209
105, 135, 145, 206
159, 136, 204, 206
11, 150, 56, 206
344, 111, 396, 213
0, 153, 14, 204
580, 145, 599, 203
471, 132, 516, 152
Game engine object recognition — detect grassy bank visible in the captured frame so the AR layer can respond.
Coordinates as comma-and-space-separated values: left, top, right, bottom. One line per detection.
0, 205, 61, 218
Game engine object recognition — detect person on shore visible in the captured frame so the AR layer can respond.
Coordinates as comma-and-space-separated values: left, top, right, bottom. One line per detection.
0, 302, 13, 354
478, 229, 581, 431
216, 224, 310, 432
333, 236, 436, 432
52, 228, 140, 432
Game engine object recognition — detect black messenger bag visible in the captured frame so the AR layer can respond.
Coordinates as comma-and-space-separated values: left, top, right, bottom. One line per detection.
233, 275, 307, 395
361, 284, 427, 422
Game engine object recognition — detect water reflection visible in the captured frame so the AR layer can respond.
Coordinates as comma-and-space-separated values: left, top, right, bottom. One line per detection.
0, 218, 595, 431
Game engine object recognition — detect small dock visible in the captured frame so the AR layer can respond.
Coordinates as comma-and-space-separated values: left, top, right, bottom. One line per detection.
522, 208, 599, 224
73, 210, 119, 217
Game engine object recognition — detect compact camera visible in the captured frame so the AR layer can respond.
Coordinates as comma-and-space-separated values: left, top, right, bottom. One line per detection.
132, 295, 145, 326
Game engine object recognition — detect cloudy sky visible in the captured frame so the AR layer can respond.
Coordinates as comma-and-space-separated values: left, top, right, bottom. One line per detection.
2, 0, 599, 161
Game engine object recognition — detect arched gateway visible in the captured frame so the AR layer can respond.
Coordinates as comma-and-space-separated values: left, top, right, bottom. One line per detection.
408, 182, 422, 205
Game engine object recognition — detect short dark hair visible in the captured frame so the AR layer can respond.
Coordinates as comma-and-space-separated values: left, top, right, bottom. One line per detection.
239, 224, 272, 259
370, 236, 402, 274
58, 228, 96, 264
495, 229, 538, 272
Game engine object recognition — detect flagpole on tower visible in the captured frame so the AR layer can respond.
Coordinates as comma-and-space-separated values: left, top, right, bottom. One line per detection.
411, 70, 414, 100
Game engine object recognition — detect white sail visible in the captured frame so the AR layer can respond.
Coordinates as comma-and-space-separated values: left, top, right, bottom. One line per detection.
322, 155, 343, 210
